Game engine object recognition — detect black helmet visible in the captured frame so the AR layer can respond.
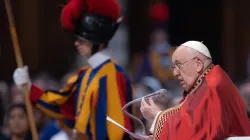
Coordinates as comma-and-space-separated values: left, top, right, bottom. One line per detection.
74, 13, 122, 44
61, 0, 122, 45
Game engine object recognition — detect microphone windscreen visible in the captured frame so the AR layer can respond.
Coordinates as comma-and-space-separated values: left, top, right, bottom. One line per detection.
144, 89, 168, 100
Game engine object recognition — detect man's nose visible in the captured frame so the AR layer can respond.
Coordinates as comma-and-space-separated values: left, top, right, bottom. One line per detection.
173, 68, 180, 77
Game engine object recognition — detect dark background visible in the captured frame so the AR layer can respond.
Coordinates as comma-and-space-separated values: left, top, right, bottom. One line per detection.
0, 0, 249, 83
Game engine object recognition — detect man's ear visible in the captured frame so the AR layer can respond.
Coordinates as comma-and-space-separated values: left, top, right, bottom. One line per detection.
196, 58, 204, 73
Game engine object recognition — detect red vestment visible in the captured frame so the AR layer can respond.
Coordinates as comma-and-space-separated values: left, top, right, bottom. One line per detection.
155, 65, 250, 140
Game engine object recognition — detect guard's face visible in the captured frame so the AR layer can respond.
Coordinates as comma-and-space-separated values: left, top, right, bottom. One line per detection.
171, 47, 201, 92
74, 39, 92, 56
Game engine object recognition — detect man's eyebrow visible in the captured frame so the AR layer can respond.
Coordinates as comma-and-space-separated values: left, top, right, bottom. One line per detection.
174, 59, 180, 64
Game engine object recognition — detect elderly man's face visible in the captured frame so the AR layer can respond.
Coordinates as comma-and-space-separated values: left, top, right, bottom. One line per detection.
171, 47, 202, 91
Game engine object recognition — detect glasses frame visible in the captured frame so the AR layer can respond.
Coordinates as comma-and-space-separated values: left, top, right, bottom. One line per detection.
170, 57, 197, 71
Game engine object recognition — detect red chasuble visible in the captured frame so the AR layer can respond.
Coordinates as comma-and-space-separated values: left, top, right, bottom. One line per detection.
153, 64, 250, 140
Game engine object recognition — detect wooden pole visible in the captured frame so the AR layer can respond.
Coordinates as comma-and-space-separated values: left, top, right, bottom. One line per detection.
4, 0, 39, 139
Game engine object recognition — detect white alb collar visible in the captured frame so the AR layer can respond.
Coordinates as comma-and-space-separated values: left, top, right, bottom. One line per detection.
87, 49, 110, 69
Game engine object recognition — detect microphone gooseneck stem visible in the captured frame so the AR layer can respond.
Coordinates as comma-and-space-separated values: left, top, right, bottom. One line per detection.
122, 89, 167, 135
122, 100, 146, 135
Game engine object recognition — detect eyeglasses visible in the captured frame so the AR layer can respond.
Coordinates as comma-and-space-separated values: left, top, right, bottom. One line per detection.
170, 57, 197, 71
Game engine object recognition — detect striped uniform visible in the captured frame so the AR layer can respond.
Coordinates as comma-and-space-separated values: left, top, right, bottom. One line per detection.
29, 51, 133, 140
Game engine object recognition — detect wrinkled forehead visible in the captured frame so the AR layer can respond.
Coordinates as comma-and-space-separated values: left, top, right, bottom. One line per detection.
172, 46, 189, 63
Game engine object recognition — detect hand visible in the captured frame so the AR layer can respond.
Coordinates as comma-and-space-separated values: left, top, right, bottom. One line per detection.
13, 66, 31, 90
140, 97, 161, 121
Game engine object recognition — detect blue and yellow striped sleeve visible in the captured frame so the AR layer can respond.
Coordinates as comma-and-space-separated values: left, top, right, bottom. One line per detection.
29, 74, 77, 119
29, 66, 89, 120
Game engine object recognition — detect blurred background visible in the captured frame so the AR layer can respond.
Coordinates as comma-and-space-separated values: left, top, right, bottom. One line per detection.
0, 0, 250, 139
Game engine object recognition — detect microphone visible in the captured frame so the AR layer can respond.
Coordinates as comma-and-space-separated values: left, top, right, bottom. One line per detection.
132, 89, 168, 103
122, 89, 168, 135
